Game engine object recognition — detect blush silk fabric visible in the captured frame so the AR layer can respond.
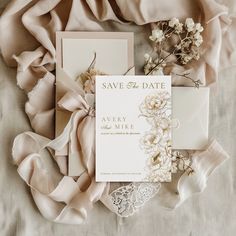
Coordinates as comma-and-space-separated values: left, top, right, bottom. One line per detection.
0, 0, 235, 224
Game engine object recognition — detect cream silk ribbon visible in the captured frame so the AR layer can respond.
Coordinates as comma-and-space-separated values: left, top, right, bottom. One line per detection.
12, 131, 107, 224
12, 80, 108, 224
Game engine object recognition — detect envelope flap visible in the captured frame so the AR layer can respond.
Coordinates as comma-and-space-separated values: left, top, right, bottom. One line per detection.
172, 87, 209, 150
172, 87, 209, 120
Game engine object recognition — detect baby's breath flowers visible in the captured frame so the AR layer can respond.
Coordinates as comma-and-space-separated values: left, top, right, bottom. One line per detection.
144, 53, 166, 75
171, 151, 194, 176
169, 18, 183, 32
144, 18, 204, 87
149, 28, 165, 42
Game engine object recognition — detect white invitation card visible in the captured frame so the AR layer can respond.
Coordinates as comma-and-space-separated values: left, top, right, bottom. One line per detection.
96, 75, 172, 182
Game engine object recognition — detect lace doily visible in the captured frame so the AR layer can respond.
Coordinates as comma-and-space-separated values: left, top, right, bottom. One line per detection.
108, 182, 161, 217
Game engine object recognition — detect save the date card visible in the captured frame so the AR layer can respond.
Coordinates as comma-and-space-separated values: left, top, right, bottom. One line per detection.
96, 75, 172, 182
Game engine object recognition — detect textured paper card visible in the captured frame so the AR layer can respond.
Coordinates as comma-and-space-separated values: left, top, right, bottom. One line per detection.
96, 75, 172, 182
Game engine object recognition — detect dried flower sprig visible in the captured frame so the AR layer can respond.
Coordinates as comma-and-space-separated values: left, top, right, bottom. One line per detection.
76, 52, 107, 94
76, 52, 135, 93
144, 18, 204, 87
77, 68, 106, 94
175, 73, 203, 88
171, 151, 194, 176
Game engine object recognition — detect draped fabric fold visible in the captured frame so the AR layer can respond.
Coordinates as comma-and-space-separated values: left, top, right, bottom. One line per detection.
153, 140, 229, 209
0, 0, 234, 223
12, 130, 106, 224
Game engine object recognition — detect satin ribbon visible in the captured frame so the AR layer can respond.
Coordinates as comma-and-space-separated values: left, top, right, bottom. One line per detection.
12, 77, 107, 224
12, 131, 107, 224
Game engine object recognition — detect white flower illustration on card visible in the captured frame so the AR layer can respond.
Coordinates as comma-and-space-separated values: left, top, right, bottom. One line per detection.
139, 91, 172, 182
139, 91, 171, 117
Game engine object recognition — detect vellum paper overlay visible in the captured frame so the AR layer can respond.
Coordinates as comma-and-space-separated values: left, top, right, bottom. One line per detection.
96, 76, 172, 182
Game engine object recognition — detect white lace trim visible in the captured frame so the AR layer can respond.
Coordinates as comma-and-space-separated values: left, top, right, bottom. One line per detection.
108, 182, 161, 217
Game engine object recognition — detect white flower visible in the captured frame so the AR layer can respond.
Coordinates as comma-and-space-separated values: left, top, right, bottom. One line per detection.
140, 128, 167, 155
175, 23, 183, 33
171, 154, 177, 161
184, 159, 191, 167
193, 52, 200, 60
171, 162, 178, 173
169, 18, 183, 33
178, 158, 191, 171
178, 159, 185, 171
149, 28, 165, 42
144, 53, 151, 62
194, 23, 204, 33
194, 32, 200, 39
185, 18, 195, 32
144, 55, 164, 75
181, 54, 193, 64
147, 115, 171, 132
171, 151, 180, 159
169, 18, 179, 27
139, 90, 172, 182
139, 91, 171, 116
194, 33, 203, 47
144, 60, 158, 75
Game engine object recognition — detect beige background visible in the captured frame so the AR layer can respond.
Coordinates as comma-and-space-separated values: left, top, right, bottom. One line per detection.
0, 0, 236, 235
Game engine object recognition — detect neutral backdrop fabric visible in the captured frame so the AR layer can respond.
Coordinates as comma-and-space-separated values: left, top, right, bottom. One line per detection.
0, 0, 236, 235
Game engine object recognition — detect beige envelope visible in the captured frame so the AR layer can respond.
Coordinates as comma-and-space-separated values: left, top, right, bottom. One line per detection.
172, 87, 209, 150
56, 32, 134, 176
